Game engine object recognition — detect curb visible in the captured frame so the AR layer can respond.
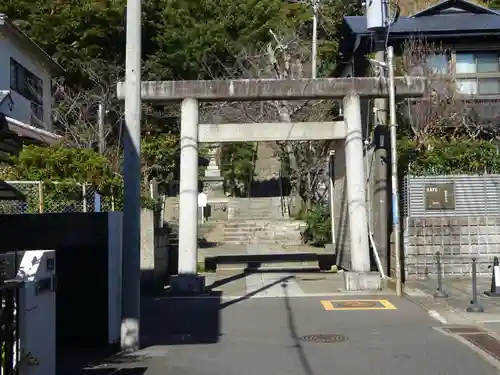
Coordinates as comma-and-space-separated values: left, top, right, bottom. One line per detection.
403, 288, 459, 324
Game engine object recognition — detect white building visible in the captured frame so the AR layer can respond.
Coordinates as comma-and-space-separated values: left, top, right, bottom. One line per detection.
0, 13, 62, 146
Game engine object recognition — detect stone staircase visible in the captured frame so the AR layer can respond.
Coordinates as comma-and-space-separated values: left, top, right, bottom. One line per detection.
165, 197, 303, 246
254, 142, 281, 180
221, 219, 304, 245
228, 197, 288, 220
249, 142, 284, 197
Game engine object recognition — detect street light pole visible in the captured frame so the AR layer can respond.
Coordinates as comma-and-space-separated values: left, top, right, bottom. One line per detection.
311, 0, 319, 78
288, 0, 320, 78
121, 0, 142, 352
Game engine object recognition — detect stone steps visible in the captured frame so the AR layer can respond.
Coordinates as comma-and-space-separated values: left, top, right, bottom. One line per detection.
221, 219, 304, 245
228, 197, 289, 220
167, 219, 305, 246
214, 261, 320, 270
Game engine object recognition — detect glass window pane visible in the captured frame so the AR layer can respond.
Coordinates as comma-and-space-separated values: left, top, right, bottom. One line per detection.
10, 61, 17, 90
478, 78, 500, 94
427, 54, 449, 73
477, 53, 499, 73
456, 53, 476, 73
457, 79, 477, 94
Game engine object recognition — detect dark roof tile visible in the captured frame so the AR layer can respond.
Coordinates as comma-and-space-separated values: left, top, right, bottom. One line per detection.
345, 14, 500, 35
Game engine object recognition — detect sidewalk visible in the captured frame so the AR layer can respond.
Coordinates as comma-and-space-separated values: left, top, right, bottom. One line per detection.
202, 270, 389, 297
406, 277, 500, 336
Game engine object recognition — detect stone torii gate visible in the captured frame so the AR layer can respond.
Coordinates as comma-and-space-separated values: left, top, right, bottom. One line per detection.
117, 77, 425, 294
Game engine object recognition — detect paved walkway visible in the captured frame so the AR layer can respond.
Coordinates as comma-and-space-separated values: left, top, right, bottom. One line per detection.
75, 273, 500, 374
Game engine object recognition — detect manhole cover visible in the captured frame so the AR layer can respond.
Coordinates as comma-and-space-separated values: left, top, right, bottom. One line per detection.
299, 334, 348, 343
341, 301, 378, 308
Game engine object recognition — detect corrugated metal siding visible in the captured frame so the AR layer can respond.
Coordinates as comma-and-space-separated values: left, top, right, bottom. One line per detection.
403, 175, 500, 217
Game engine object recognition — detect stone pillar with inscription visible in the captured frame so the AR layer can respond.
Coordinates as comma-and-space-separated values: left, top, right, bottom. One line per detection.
202, 143, 225, 197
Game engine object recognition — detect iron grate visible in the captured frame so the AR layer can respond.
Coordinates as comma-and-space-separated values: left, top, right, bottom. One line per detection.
443, 326, 485, 334
460, 333, 500, 361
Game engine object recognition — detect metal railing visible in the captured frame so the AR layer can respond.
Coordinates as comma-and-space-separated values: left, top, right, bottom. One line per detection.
0, 253, 23, 375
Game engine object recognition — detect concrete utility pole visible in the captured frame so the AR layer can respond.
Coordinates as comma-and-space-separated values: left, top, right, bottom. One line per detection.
121, 0, 142, 352
372, 37, 389, 276
288, 0, 320, 78
366, 0, 390, 276
311, 0, 319, 78
387, 46, 402, 296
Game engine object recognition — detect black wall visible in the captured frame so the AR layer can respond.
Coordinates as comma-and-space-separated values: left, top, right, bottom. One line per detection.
0, 213, 111, 349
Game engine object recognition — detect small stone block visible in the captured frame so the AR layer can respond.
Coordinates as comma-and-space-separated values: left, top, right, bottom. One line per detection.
170, 274, 206, 295
324, 243, 335, 253
343, 272, 382, 291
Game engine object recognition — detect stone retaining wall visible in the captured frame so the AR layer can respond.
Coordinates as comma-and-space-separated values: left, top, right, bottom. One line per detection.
404, 216, 500, 279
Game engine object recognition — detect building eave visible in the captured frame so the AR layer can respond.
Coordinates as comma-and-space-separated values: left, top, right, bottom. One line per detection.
5, 116, 62, 146
0, 14, 65, 77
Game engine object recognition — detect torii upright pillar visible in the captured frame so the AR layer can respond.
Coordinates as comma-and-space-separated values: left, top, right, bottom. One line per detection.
171, 98, 204, 294
343, 94, 370, 272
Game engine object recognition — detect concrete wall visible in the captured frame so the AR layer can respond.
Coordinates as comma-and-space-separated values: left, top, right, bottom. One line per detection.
140, 208, 168, 289
0, 34, 54, 128
404, 217, 500, 279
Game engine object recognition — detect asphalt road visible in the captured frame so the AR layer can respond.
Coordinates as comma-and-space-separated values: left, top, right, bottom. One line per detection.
133, 286, 500, 375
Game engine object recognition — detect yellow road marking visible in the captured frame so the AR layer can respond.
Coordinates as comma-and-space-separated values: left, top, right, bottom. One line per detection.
320, 299, 397, 311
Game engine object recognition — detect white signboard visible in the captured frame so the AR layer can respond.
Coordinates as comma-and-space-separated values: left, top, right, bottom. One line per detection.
198, 192, 207, 207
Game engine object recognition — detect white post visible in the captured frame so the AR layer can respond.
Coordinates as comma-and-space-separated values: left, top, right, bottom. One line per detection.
82, 184, 87, 212
121, 0, 142, 353
98, 102, 105, 154
95, 192, 101, 212
343, 94, 370, 272
178, 98, 199, 275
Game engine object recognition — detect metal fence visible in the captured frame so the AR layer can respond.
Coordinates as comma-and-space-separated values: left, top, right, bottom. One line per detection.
402, 174, 500, 217
402, 174, 500, 279
0, 181, 116, 214
0, 253, 23, 375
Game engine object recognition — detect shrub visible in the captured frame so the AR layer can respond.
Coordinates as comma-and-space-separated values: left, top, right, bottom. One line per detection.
301, 203, 331, 247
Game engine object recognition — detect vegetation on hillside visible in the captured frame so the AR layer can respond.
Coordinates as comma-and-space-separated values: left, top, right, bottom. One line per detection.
0, 0, 360, 206
2, 0, 500, 243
